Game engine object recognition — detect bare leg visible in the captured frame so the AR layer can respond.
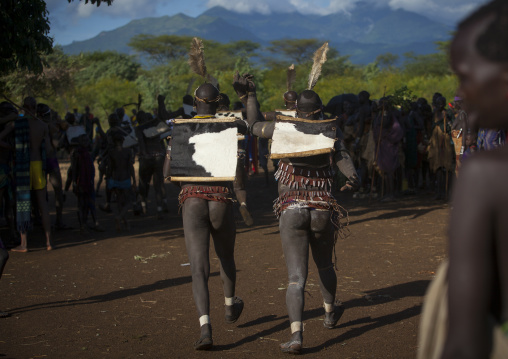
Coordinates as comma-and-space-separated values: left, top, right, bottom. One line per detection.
96, 169, 104, 195
209, 201, 237, 297
119, 189, 131, 230
0, 245, 9, 317
77, 194, 87, 230
309, 210, 344, 328
48, 170, 65, 226
234, 158, 253, 226
0, 246, 8, 277
309, 210, 336, 303
208, 200, 244, 323
13, 232, 28, 252
33, 188, 52, 250
153, 157, 165, 214
138, 158, 151, 213
280, 208, 311, 350
182, 198, 213, 347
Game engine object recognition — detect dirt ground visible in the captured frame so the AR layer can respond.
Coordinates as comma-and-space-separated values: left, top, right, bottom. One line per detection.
0, 162, 449, 359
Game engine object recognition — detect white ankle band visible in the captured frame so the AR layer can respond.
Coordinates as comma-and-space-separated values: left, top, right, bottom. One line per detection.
225, 297, 234, 306
290, 321, 302, 333
240, 202, 247, 206
324, 302, 334, 313
199, 315, 210, 326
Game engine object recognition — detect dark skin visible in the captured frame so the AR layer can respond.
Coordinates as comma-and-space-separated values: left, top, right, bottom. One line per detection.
355, 92, 372, 192
0, 99, 53, 251
40, 108, 66, 227
157, 95, 184, 122
240, 75, 358, 350
442, 12, 508, 359
135, 111, 166, 215
172, 83, 246, 349
107, 136, 136, 231
0, 107, 17, 240
71, 135, 100, 230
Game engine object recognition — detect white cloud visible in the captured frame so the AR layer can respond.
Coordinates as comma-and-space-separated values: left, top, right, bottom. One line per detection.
205, 0, 490, 24
206, 0, 292, 14
388, 0, 483, 23
77, 2, 95, 18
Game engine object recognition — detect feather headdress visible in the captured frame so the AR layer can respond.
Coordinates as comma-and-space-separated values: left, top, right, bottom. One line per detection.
307, 42, 329, 90
286, 64, 296, 92
188, 37, 207, 80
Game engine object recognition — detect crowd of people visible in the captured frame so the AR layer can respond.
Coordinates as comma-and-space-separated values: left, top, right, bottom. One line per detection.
1, 0, 507, 357
323, 89, 506, 202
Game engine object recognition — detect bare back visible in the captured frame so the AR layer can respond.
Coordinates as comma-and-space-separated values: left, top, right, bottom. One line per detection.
109, 146, 133, 182
28, 117, 51, 161
447, 145, 508, 354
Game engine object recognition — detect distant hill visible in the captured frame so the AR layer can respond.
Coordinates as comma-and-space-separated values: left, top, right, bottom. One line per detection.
62, 13, 262, 55
62, 4, 453, 64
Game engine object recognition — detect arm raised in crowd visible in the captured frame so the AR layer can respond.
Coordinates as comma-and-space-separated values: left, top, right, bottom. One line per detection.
157, 95, 184, 121
235, 74, 275, 139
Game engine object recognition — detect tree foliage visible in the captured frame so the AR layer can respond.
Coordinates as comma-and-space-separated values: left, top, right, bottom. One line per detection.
0, 0, 53, 75
129, 35, 260, 72
67, 0, 114, 5
129, 35, 193, 65
267, 39, 326, 65
1, 34, 460, 122
375, 53, 400, 70
0, 0, 115, 76
402, 41, 451, 77
74, 51, 141, 85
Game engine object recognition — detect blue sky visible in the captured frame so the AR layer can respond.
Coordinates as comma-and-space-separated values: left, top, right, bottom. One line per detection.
48, 0, 490, 46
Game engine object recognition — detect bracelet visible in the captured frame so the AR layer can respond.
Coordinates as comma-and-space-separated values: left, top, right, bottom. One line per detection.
248, 92, 256, 96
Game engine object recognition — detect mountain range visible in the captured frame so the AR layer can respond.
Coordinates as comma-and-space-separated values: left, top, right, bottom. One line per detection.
62, 3, 453, 65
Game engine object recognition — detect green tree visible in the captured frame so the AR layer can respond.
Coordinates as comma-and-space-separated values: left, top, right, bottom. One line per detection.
0, 0, 52, 74
74, 51, 141, 85
363, 62, 380, 82
1, 47, 76, 104
402, 41, 451, 77
402, 52, 450, 77
267, 39, 324, 65
0, 0, 115, 76
75, 76, 137, 121
129, 35, 193, 65
129, 35, 260, 72
375, 53, 399, 70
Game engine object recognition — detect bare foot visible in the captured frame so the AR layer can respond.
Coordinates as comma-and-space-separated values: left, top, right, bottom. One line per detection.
10, 246, 28, 253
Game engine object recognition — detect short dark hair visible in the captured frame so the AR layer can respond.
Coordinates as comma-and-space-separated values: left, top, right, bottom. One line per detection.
23, 97, 36, 109
458, 0, 508, 63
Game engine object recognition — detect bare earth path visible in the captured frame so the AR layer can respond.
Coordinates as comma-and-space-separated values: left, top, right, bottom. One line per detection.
0, 163, 448, 358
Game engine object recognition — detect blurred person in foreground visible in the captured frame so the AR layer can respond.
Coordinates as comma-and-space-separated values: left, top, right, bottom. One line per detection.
418, 1, 508, 358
